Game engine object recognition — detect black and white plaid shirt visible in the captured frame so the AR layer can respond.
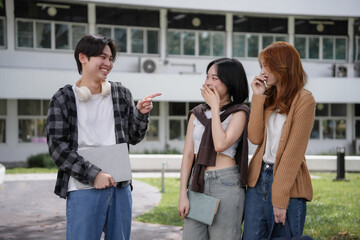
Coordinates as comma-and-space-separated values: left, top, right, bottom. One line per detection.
46, 81, 149, 198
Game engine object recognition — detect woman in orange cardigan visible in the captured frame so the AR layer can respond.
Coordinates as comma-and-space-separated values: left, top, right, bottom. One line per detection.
243, 42, 315, 239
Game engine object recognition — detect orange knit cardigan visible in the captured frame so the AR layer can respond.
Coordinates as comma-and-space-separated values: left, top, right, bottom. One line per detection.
247, 89, 315, 209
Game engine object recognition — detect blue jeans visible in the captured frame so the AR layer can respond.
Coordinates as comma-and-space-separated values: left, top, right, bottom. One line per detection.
243, 163, 306, 240
183, 166, 245, 240
66, 185, 132, 240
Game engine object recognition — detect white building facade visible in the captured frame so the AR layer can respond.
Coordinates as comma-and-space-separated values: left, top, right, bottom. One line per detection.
1, 0, 360, 165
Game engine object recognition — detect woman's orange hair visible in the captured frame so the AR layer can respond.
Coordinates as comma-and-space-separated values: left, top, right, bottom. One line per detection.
259, 41, 307, 114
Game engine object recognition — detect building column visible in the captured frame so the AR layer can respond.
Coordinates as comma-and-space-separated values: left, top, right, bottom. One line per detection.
160, 9, 167, 62
348, 18, 354, 63
6, 99, 17, 145
5, 0, 14, 50
161, 101, 169, 150
88, 3, 96, 34
347, 103, 354, 154
288, 16, 295, 46
226, 13, 233, 58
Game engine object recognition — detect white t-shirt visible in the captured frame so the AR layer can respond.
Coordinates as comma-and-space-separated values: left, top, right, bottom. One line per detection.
263, 111, 287, 164
68, 85, 116, 192
192, 110, 240, 159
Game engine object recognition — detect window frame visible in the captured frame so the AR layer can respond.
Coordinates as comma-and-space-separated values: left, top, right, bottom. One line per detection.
97, 24, 160, 55
17, 99, 49, 143
0, 99, 6, 143
0, 16, 6, 48
167, 102, 202, 141
167, 29, 226, 57
310, 103, 347, 140
355, 36, 360, 62
294, 34, 348, 61
15, 18, 87, 51
143, 102, 160, 141
232, 32, 288, 58
354, 104, 360, 139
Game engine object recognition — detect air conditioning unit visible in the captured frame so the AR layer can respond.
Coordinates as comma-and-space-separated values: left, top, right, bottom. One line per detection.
139, 57, 163, 73
333, 63, 357, 77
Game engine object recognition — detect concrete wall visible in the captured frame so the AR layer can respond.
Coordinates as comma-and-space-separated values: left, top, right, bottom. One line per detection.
2, 67, 360, 103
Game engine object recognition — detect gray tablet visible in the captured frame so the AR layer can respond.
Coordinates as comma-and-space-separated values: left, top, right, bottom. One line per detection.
78, 143, 132, 183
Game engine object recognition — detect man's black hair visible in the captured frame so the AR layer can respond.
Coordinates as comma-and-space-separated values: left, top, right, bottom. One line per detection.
74, 34, 117, 74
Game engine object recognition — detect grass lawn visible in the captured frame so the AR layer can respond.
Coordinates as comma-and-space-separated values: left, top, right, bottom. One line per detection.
136, 172, 360, 240
5, 167, 58, 174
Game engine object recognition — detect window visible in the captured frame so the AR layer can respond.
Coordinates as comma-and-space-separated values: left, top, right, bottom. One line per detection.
167, 31, 181, 55
295, 35, 347, 61
310, 103, 347, 139
0, 17, 5, 48
18, 99, 49, 143
168, 102, 202, 141
16, 19, 87, 50
97, 25, 159, 54
295, 37, 306, 58
233, 16, 288, 34
144, 102, 160, 141
233, 35, 245, 57
309, 37, 319, 59
168, 12, 225, 31
147, 30, 159, 54
356, 36, 360, 61
167, 12, 225, 57
131, 29, 144, 53
199, 32, 225, 56
323, 37, 334, 59
233, 33, 287, 58
232, 16, 287, 58
310, 120, 320, 139
295, 19, 347, 61
97, 7, 159, 27
167, 30, 225, 57
168, 102, 188, 140
15, 0, 87, 22
0, 99, 6, 143
0, 0, 5, 48
14, 0, 87, 50
356, 19, 360, 61
247, 35, 259, 57
262, 35, 287, 49
96, 7, 159, 55
183, 31, 195, 55
355, 104, 360, 139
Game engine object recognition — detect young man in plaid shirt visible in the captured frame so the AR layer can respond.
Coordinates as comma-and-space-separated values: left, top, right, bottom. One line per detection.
46, 34, 160, 240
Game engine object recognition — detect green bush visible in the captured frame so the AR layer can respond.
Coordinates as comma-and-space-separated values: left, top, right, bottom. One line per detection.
142, 148, 181, 154
27, 153, 56, 168
132, 147, 181, 154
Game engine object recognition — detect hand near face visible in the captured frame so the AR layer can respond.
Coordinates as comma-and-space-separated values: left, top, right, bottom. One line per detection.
201, 84, 220, 109
137, 93, 162, 114
251, 75, 267, 95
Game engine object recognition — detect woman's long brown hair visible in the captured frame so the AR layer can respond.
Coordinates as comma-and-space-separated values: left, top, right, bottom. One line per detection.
259, 41, 307, 114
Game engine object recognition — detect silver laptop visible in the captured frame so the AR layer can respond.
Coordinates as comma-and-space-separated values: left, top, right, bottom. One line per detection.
78, 143, 132, 183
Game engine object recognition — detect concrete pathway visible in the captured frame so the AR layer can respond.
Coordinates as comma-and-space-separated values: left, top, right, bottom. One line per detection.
0, 173, 182, 240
